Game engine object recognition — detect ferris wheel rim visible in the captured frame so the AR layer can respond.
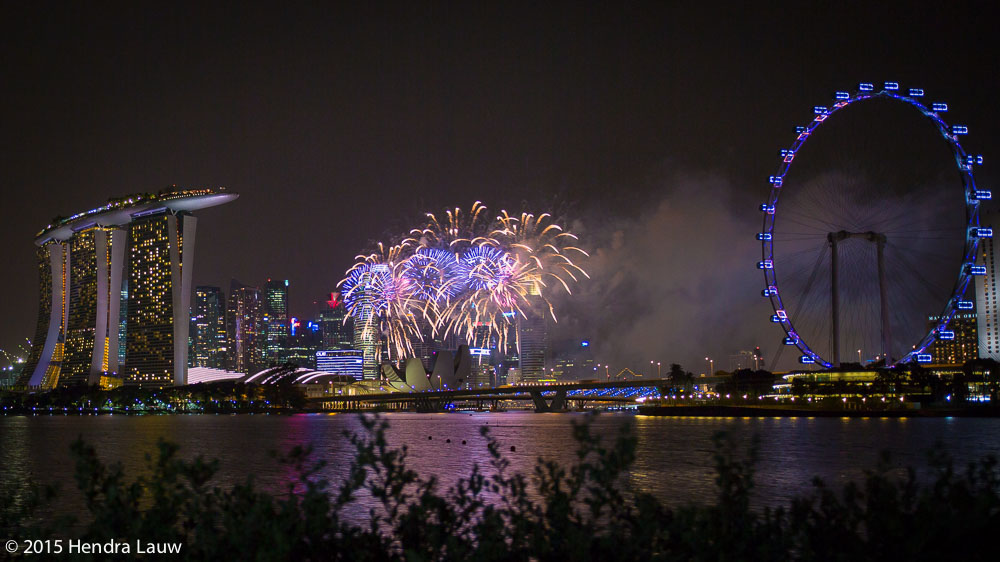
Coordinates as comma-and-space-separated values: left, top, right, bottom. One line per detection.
758, 83, 985, 369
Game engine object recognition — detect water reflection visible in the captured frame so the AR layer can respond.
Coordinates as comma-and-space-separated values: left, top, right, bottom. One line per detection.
3, 413, 1000, 523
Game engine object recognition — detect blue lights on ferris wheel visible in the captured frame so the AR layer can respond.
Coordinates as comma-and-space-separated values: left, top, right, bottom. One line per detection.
761, 82, 983, 370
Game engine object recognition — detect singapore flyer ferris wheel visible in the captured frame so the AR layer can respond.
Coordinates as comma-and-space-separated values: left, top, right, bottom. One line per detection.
758, 82, 989, 369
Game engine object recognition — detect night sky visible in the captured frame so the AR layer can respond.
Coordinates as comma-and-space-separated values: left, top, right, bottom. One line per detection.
1, 3, 997, 372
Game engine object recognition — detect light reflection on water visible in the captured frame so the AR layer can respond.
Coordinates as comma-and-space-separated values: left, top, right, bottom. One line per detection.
3, 413, 1000, 523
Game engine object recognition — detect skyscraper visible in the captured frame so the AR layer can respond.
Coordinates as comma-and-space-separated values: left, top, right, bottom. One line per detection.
227, 280, 264, 374
317, 292, 353, 350
191, 286, 227, 369
976, 207, 999, 360
263, 278, 289, 361
351, 268, 380, 380
19, 188, 236, 388
518, 301, 548, 383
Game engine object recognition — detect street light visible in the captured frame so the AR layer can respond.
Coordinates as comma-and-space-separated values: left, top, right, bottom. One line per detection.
857, 349, 862, 363
705, 357, 714, 377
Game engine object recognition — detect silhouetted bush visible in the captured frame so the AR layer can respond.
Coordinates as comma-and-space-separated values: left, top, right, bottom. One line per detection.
5, 414, 1000, 560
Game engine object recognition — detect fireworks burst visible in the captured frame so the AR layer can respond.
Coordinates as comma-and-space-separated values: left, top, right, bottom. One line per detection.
339, 204, 589, 361
338, 242, 423, 361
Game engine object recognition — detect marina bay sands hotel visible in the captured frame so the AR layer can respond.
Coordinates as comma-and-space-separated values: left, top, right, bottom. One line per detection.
17, 187, 237, 389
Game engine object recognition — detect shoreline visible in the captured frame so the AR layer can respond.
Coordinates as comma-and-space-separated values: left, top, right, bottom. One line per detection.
636, 404, 1000, 418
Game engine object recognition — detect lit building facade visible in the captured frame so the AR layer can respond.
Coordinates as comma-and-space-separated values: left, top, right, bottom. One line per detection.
927, 312, 978, 365
227, 280, 264, 374
977, 207, 1000, 360
124, 212, 196, 387
191, 286, 227, 369
19, 188, 236, 388
316, 349, 364, 380
263, 278, 289, 361
351, 269, 380, 380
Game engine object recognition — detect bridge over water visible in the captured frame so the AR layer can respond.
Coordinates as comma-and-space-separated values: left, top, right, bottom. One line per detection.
308, 377, 729, 412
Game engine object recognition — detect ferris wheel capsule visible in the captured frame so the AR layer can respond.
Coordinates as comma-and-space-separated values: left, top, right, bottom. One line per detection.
908, 88, 924, 97
884, 82, 900, 90
859, 83, 874, 91
974, 228, 993, 238
938, 330, 956, 340
932, 102, 948, 112
799, 355, 816, 364
916, 354, 933, 363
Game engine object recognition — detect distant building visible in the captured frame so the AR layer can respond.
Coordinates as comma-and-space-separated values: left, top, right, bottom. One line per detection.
317, 292, 353, 350
927, 312, 978, 365
550, 339, 595, 381
729, 348, 764, 372
977, 207, 1000, 360
19, 188, 236, 389
190, 286, 227, 369
517, 299, 548, 383
316, 349, 364, 380
350, 268, 381, 380
227, 280, 264, 374
263, 278, 290, 362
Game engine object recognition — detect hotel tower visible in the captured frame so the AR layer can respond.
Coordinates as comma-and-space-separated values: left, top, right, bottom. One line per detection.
18, 187, 237, 388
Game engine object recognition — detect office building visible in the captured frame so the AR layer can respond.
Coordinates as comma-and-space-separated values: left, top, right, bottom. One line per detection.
316, 349, 364, 380
227, 280, 264, 374
190, 286, 227, 369
517, 300, 548, 383
317, 293, 353, 350
263, 278, 289, 361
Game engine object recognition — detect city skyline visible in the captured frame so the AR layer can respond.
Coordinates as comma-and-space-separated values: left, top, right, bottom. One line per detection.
2, 4, 998, 372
